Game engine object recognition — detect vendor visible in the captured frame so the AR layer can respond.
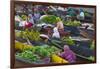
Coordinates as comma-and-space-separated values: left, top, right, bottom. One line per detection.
55, 17, 70, 37
59, 45, 76, 63
67, 7, 77, 20
19, 14, 33, 29
15, 13, 22, 23
28, 14, 34, 25
56, 17, 64, 30
77, 9, 85, 21
40, 25, 53, 42
15, 13, 22, 28
33, 10, 41, 23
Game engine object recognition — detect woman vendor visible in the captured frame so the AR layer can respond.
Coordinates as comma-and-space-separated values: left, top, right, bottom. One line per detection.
55, 17, 70, 37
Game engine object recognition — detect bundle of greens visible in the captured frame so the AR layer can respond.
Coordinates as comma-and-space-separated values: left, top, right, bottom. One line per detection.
87, 56, 95, 61
64, 20, 81, 26
34, 46, 60, 57
16, 50, 40, 62
62, 37, 75, 46
84, 11, 92, 17
90, 40, 95, 50
15, 29, 41, 41
15, 41, 60, 58
40, 15, 58, 24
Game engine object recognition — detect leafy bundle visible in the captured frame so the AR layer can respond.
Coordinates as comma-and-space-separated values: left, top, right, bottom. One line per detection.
40, 15, 58, 24
64, 20, 81, 26
16, 50, 40, 61
16, 29, 41, 41
62, 37, 75, 46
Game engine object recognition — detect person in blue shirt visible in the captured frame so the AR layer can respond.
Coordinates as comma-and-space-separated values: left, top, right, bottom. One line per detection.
77, 9, 85, 21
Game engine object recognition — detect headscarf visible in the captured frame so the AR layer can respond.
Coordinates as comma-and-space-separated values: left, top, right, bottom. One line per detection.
60, 45, 76, 63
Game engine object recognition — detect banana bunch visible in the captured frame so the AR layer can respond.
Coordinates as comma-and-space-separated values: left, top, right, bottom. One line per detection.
15, 41, 34, 51
28, 29, 41, 41
15, 29, 41, 41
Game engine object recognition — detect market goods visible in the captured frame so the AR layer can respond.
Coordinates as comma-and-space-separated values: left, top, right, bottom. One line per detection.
16, 50, 40, 61
90, 40, 95, 50
34, 46, 60, 57
15, 41, 34, 51
62, 37, 75, 46
87, 56, 95, 61
64, 20, 81, 26
35, 46, 50, 57
40, 15, 58, 24
14, 4, 95, 65
51, 54, 69, 63
15, 29, 41, 41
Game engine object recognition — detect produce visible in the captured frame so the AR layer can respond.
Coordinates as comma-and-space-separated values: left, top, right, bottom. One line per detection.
16, 41, 60, 57
48, 46, 60, 53
62, 37, 75, 46
87, 56, 95, 61
64, 20, 81, 26
15, 29, 41, 41
34, 46, 60, 57
84, 11, 92, 17
21, 15, 27, 21
90, 40, 95, 50
15, 41, 34, 51
40, 15, 58, 24
16, 50, 40, 61
51, 54, 69, 63
35, 46, 50, 57
28, 29, 41, 41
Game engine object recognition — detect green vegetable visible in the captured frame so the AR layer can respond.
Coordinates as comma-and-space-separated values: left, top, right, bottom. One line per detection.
64, 20, 81, 26
16, 50, 40, 61
84, 12, 92, 17
35, 46, 50, 57
48, 46, 60, 53
34, 46, 60, 57
15, 29, 41, 41
40, 15, 58, 24
62, 37, 75, 46
90, 40, 95, 50
16, 43, 60, 60
87, 56, 95, 61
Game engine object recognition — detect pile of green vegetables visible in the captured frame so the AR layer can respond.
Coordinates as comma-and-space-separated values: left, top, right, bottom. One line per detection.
62, 37, 75, 46
40, 15, 58, 24
34, 45, 60, 57
64, 20, 81, 26
90, 40, 95, 50
16, 50, 40, 62
87, 56, 95, 61
16, 45, 60, 62
84, 11, 92, 17
16, 29, 41, 41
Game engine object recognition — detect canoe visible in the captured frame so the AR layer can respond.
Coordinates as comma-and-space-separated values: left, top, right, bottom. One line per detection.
16, 54, 50, 64
49, 38, 95, 61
